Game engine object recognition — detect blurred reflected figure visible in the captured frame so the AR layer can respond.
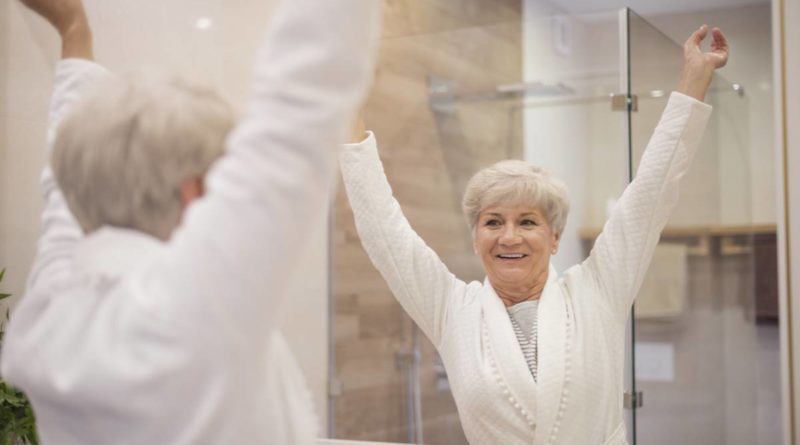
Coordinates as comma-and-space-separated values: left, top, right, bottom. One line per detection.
0, 0, 381, 443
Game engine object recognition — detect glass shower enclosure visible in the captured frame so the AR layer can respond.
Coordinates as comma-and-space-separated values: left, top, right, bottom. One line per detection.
625, 9, 780, 445
329, 7, 778, 445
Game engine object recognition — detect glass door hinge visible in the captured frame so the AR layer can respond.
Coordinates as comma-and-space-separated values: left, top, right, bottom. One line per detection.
611, 94, 638, 111
624, 391, 644, 409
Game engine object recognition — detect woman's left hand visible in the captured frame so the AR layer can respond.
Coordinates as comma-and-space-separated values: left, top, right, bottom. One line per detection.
677, 25, 729, 101
18, 0, 93, 60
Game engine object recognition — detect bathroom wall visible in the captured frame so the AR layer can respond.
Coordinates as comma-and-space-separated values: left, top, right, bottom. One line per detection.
332, 0, 524, 441
0, 0, 332, 433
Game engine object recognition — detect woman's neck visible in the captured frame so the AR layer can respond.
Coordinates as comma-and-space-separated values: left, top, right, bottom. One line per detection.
493, 279, 547, 308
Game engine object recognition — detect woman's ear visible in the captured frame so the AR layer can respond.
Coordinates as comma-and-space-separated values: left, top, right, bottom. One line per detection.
551, 231, 561, 255
179, 176, 205, 210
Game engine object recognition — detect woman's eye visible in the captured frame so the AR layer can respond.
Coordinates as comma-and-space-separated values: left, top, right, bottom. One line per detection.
521, 219, 537, 226
485, 219, 501, 227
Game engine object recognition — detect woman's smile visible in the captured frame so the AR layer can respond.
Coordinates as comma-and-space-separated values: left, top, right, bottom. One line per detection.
473, 204, 560, 304
494, 252, 530, 264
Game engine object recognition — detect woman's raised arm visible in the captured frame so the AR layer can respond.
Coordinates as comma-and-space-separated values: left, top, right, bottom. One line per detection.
340, 115, 468, 347
582, 26, 728, 322
19, 0, 110, 292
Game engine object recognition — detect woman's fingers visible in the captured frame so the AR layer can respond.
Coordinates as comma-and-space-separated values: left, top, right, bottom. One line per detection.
711, 28, 725, 45
677, 25, 729, 101
708, 27, 729, 68
686, 24, 708, 50
711, 28, 729, 52
683, 25, 729, 68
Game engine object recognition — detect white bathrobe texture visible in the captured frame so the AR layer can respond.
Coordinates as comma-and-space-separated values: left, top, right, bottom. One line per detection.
0, 1, 381, 443
340, 92, 711, 445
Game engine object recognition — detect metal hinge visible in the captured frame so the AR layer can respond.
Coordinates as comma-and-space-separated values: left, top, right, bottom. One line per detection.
611, 93, 638, 112
624, 391, 644, 409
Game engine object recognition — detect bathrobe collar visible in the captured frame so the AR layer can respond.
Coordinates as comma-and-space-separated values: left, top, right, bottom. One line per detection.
74, 226, 165, 278
533, 263, 569, 444
481, 263, 567, 438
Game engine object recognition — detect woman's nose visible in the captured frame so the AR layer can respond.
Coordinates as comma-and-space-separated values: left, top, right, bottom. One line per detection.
498, 225, 521, 245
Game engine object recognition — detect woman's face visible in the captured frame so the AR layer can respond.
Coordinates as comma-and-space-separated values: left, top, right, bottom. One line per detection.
473, 204, 560, 292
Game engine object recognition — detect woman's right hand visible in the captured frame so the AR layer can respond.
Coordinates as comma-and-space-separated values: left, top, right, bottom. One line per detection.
677, 25, 729, 101
19, 0, 93, 59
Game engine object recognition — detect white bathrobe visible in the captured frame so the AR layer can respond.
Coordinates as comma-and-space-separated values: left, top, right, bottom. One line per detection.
340, 92, 711, 445
0, 1, 381, 443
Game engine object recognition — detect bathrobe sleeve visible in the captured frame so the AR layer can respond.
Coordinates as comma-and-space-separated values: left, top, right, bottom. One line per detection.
582, 92, 712, 322
27, 59, 110, 292
148, 0, 383, 335
339, 132, 465, 346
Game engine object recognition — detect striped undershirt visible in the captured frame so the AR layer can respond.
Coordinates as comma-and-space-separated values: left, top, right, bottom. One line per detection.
507, 299, 540, 382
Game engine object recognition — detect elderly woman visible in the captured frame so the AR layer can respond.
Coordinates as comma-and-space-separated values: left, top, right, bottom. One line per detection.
340, 26, 728, 445
4, 0, 380, 443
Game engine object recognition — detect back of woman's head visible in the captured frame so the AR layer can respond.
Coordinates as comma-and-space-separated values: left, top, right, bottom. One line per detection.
52, 72, 235, 240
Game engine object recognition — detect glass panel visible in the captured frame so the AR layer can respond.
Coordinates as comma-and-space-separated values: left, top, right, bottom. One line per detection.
627, 9, 780, 445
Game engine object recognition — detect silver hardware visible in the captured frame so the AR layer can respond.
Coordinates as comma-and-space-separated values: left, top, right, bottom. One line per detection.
428, 75, 574, 108
611, 93, 638, 111
624, 391, 644, 408
428, 75, 457, 113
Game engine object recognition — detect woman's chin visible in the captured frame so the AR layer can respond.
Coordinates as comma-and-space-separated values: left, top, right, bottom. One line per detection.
490, 271, 530, 286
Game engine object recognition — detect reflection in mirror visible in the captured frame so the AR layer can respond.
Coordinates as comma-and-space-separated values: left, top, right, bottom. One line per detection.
338, 4, 719, 445
331, 2, 780, 445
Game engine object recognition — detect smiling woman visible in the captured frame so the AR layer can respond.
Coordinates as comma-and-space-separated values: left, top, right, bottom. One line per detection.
463, 159, 569, 307
474, 205, 560, 307
340, 25, 729, 445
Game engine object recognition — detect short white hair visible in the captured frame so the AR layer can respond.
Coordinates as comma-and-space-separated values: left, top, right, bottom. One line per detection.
52, 72, 235, 239
462, 160, 570, 234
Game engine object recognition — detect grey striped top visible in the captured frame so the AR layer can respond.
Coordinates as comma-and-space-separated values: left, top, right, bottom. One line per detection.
507, 300, 540, 382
